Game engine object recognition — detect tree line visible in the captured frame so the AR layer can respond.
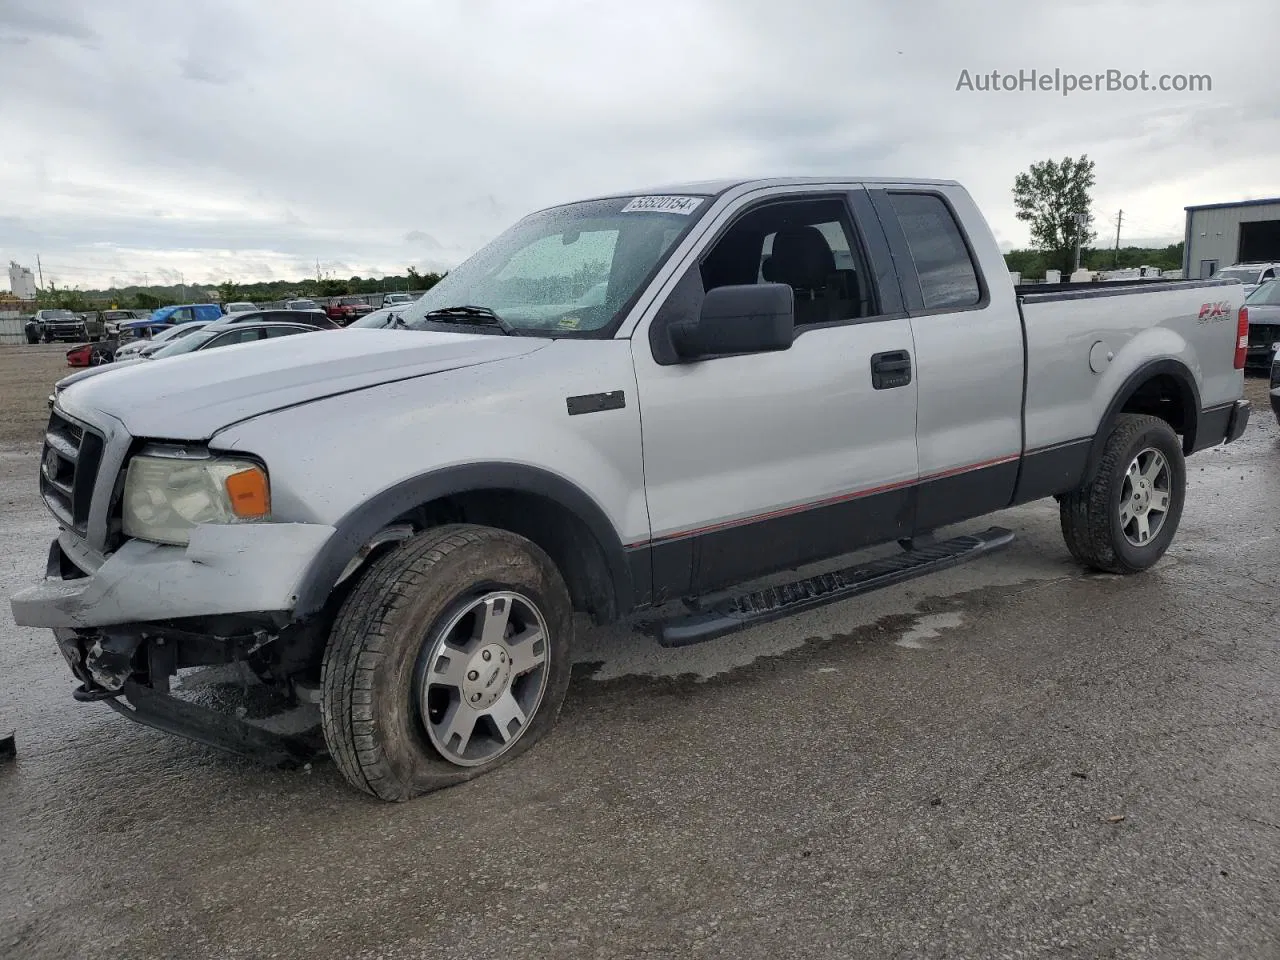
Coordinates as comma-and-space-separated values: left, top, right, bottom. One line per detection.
1004, 243, 1184, 279
34, 269, 445, 313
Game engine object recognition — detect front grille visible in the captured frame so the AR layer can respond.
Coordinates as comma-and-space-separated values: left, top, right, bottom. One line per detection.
1249, 324, 1279, 351
40, 410, 104, 534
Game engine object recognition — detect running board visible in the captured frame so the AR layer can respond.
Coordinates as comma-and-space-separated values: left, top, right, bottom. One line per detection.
652, 526, 1014, 648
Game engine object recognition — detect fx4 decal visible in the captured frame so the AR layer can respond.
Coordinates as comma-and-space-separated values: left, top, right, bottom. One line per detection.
1197, 301, 1232, 323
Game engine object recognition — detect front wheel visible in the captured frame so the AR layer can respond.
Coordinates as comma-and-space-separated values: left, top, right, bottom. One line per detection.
320, 524, 573, 800
1060, 414, 1186, 574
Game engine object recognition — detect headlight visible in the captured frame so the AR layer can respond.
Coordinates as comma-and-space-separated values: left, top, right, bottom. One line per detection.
122, 454, 270, 545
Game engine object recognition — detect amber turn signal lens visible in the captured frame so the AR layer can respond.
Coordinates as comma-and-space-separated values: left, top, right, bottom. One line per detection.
224, 467, 270, 518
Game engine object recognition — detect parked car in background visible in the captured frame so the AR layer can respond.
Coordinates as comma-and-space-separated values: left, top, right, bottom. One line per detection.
224, 302, 258, 315
285, 298, 325, 314
65, 341, 115, 367
1243, 279, 1280, 374
381, 292, 417, 307
326, 296, 375, 324
101, 309, 150, 338
217, 309, 341, 329
114, 320, 211, 360
149, 303, 224, 325
1271, 346, 1280, 425
146, 320, 320, 359
30, 308, 104, 343
1214, 262, 1280, 297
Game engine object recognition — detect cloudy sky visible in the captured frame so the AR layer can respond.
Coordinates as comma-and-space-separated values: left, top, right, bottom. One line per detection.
0, 0, 1272, 291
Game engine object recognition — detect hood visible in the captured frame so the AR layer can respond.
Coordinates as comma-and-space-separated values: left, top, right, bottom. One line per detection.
57, 329, 548, 441
56, 358, 147, 392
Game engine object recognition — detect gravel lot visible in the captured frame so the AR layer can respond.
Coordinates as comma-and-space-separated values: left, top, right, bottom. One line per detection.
0, 345, 67, 448
1, 345, 1277, 960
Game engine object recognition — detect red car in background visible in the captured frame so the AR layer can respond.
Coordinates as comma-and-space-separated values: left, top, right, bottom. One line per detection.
326, 296, 374, 325
65, 342, 114, 367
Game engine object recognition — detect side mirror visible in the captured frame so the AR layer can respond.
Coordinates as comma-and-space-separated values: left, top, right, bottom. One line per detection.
670, 283, 794, 361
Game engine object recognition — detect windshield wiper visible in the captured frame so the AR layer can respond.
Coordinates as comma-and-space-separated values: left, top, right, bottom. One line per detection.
421, 305, 518, 336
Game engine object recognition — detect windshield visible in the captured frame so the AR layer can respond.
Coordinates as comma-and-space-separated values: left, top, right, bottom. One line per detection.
227, 302, 255, 311
1216, 268, 1261, 283
43, 309, 75, 319
1245, 279, 1280, 306
289, 300, 318, 309
397, 195, 708, 335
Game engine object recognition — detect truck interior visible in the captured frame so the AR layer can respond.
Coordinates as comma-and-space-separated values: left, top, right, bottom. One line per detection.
698, 198, 873, 323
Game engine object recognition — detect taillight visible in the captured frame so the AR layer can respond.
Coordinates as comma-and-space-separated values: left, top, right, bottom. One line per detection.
1235, 306, 1249, 370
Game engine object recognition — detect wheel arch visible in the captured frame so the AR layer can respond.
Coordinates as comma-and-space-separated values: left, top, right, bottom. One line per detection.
1087, 359, 1201, 478
293, 463, 636, 624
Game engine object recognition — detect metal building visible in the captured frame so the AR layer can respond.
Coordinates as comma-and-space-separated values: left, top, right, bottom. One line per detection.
1183, 198, 1280, 279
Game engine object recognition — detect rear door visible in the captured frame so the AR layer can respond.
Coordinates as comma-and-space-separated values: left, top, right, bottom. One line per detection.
868, 186, 1025, 531
630, 187, 919, 598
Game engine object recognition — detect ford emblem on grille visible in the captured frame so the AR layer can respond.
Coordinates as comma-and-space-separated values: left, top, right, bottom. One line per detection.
42, 448, 60, 481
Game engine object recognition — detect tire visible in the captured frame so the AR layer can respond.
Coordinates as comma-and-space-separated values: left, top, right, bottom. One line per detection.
320, 524, 573, 801
1059, 414, 1186, 574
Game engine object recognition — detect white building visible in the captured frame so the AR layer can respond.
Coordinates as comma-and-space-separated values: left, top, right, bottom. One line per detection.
7, 261, 37, 300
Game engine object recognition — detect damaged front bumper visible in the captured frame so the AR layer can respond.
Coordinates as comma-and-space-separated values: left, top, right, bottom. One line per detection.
52, 624, 322, 767
11, 522, 337, 630
11, 522, 339, 766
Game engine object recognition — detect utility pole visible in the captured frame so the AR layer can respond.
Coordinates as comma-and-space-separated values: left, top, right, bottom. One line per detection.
179, 272, 185, 303
1112, 209, 1123, 268
1072, 212, 1089, 273
36, 254, 44, 290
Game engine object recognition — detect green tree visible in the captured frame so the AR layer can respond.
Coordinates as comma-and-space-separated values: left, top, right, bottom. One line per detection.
1013, 156, 1097, 276
217, 280, 240, 305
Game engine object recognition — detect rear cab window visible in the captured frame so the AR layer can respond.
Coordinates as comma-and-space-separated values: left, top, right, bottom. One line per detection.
884, 192, 984, 311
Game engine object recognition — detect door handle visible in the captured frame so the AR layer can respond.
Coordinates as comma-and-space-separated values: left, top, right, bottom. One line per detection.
870, 350, 912, 389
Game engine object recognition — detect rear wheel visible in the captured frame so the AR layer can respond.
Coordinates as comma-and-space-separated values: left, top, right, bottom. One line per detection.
320, 524, 573, 800
1060, 414, 1185, 574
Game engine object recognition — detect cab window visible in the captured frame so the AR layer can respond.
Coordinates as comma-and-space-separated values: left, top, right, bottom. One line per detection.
698, 197, 875, 325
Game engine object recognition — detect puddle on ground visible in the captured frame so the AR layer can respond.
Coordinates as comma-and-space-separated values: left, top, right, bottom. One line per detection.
894, 611, 966, 649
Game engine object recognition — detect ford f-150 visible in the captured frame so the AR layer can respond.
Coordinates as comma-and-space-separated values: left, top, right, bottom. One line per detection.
11, 177, 1251, 800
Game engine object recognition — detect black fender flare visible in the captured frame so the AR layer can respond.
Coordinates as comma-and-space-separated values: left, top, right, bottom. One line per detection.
292, 463, 635, 618
1086, 358, 1201, 478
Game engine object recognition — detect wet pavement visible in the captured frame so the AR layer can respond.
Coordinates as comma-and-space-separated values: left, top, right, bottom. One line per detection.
2, 384, 1278, 960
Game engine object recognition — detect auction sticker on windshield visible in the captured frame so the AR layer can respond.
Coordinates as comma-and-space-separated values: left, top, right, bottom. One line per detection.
620, 196, 704, 215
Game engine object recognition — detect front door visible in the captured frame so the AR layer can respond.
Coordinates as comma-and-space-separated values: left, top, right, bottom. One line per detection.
630, 190, 919, 598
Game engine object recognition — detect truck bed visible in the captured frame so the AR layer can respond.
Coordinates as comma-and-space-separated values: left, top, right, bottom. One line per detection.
1016, 276, 1244, 457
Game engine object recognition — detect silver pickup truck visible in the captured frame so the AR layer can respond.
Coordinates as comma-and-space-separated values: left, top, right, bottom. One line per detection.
12, 177, 1251, 800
